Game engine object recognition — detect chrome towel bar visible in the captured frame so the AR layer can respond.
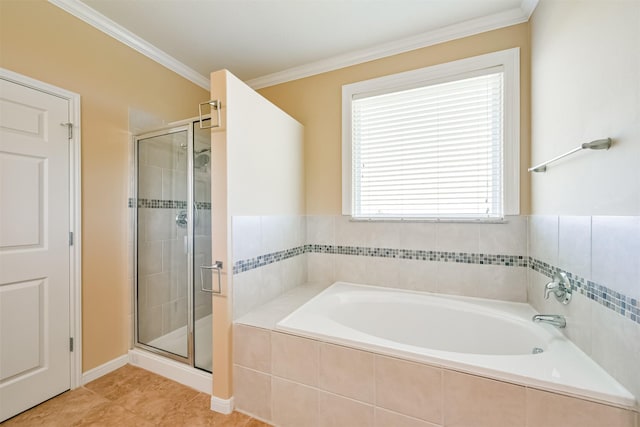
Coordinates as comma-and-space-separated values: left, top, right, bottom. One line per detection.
200, 261, 223, 294
528, 138, 611, 173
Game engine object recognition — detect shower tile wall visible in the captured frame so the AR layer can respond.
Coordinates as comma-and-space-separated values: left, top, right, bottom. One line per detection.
136, 137, 212, 343
528, 215, 640, 400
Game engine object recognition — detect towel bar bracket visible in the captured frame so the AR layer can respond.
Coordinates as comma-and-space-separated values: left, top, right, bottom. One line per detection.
198, 100, 222, 129
528, 138, 611, 173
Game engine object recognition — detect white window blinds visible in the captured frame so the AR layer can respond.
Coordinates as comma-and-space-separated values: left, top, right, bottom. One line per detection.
351, 69, 504, 220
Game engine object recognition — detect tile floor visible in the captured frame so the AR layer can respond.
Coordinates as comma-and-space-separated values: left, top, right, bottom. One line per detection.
3, 364, 271, 426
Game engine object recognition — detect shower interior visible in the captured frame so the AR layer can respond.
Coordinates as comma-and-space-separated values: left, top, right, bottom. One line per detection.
134, 118, 213, 373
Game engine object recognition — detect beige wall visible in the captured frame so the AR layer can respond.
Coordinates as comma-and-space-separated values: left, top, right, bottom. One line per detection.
530, 0, 640, 215
258, 23, 531, 215
0, 0, 208, 371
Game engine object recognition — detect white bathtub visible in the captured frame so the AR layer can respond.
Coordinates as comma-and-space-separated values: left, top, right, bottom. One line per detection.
276, 282, 636, 408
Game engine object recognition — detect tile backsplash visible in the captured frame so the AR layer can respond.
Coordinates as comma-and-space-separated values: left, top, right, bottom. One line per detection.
231, 215, 529, 317
528, 215, 640, 399
231, 216, 307, 319
528, 216, 640, 321
302, 215, 528, 301
232, 215, 639, 323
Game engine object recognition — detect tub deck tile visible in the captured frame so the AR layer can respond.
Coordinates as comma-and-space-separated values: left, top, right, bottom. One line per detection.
525, 388, 637, 427
318, 343, 376, 404
375, 355, 443, 425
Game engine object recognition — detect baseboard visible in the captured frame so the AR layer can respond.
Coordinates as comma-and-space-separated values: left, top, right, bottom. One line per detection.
211, 395, 234, 414
81, 354, 129, 385
128, 348, 212, 394
235, 407, 272, 424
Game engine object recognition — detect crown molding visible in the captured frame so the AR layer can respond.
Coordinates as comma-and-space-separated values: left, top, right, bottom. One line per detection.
48, 0, 209, 90
520, 0, 540, 19
246, 5, 536, 89
48, 0, 538, 92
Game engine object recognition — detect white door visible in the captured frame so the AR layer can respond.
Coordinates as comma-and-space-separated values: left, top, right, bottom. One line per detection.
0, 78, 71, 421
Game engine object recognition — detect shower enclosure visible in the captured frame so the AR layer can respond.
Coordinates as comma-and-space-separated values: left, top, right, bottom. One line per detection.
134, 118, 213, 372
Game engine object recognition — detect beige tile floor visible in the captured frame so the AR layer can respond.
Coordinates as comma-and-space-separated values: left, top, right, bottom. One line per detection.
3, 364, 271, 426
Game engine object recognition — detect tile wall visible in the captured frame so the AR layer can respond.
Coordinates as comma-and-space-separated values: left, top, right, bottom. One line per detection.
305, 215, 528, 301
233, 324, 637, 427
231, 216, 307, 319
528, 215, 640, 400
232, 214, 640, 405
231, 215, 529, 320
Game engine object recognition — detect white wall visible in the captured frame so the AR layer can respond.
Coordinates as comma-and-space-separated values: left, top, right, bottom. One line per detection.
530, 0, 640, 215
529, 0, 640, 402
223, 69, 307, 317
226, 72, 304, 216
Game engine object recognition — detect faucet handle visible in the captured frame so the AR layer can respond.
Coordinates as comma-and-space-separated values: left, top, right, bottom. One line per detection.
544, 280, 559, 299
544, 272, 572, 305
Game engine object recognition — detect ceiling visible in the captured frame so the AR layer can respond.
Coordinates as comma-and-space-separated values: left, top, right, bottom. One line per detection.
51, 0, 536, 89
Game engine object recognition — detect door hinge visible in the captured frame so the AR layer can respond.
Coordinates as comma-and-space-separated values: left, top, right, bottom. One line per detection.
69, 337, 74, 352
69, 231, 74, 246
61, 122, 73, 139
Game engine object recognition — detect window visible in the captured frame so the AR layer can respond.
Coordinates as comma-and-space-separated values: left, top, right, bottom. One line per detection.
342, 48, 519, 221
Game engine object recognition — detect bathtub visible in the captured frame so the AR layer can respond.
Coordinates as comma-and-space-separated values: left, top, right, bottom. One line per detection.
276, 282, 636, 408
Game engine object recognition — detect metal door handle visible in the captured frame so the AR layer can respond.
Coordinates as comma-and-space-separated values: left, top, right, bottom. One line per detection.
200, 261, 223, 294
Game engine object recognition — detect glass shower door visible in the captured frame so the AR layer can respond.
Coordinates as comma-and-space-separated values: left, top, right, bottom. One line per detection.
193, 120, 213, 372
136, 127, 190, 359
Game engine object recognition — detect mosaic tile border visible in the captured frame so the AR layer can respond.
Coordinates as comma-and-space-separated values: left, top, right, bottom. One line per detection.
232, 244, 639, 325
232, 244, 527, 273
233, 245, 306, 275
128, 198, 211, 210
308, 245, 528, 267
529, 258, 639, 325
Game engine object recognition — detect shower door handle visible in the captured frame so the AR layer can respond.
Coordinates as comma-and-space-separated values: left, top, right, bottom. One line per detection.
200, 261, 223, 294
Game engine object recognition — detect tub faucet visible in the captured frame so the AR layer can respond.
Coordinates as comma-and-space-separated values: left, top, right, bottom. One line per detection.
532, 314, 566, 328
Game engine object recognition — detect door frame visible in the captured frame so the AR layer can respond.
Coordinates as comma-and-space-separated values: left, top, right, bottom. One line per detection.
0, 68, 82, 389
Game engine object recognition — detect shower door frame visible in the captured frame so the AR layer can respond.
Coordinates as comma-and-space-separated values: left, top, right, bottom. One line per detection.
133, 122, 196, 366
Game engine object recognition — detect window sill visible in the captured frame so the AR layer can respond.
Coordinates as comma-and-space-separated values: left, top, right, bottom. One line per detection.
348, 216, 509, 224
